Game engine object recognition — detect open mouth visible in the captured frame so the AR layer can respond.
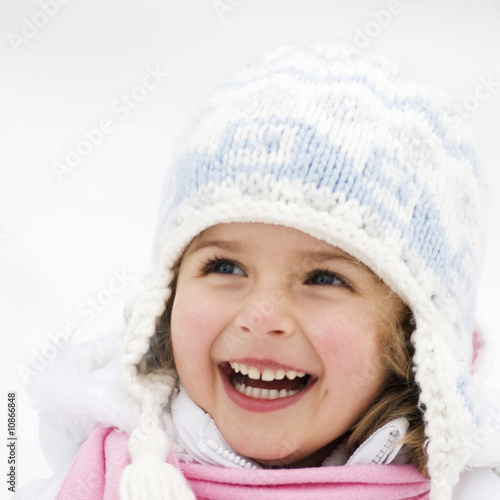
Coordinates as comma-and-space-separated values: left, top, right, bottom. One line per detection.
222, 361, 313, 400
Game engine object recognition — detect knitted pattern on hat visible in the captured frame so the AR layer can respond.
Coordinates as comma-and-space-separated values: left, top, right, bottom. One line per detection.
121, 42, 485, 500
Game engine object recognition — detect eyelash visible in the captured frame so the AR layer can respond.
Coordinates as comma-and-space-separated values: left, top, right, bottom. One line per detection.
200, 257, 350, 288
305, 270, 350, 288
200, 257, 245, 276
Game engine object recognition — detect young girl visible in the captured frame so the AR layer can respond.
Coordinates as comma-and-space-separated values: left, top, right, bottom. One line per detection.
15, 42, 500, 500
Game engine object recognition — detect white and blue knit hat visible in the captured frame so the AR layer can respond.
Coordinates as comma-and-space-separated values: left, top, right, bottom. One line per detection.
120, 42, 485, 500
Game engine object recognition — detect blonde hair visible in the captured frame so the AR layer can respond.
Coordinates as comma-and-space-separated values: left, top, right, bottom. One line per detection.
144, 259, 428, 477
346, 308, 428, 476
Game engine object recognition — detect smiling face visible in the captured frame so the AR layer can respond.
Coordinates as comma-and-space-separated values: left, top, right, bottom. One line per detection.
170, 222, 404, 467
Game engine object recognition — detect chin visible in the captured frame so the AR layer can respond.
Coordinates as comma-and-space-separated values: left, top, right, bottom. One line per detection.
230, 438, 320, 468
253, 454, 305, 468
242, 438, 338, 469
225, 436, 298, 465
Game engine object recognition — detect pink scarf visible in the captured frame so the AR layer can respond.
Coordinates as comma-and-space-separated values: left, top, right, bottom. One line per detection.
56, 427, 430, 500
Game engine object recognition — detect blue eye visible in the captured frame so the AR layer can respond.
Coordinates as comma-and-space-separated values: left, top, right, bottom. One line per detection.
307, 270, 346, 287
204, 259, 245, 276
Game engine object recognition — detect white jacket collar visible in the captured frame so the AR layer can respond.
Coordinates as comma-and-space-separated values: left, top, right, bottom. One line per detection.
171, 385, 410, 469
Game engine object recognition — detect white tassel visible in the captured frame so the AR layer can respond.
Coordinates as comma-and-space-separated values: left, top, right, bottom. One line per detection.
120, 461, 195, 500
119, 426, 195, 500
119, 382, 196, 500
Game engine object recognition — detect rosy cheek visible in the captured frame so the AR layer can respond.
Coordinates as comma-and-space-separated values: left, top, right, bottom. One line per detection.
171, 294, 217, 377
313, 316, 382, 389
173, 288, 218, 335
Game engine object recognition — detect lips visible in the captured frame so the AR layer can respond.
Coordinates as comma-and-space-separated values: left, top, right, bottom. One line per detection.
219, 359, 315, 410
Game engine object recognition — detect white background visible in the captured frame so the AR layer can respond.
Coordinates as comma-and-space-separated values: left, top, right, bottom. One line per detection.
1, 0, 499, 495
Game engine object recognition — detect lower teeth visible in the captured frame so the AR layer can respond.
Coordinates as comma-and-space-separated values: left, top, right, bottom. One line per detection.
234, 382, 300, 399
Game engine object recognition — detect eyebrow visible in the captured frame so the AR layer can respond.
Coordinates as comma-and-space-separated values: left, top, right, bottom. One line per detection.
186, 240, 357, 265
184, 240, 243, 257
297, 250, 360, 266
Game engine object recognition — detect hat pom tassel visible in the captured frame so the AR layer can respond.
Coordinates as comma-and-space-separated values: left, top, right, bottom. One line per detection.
119, 426, 195, 500
119, 460, 195, 500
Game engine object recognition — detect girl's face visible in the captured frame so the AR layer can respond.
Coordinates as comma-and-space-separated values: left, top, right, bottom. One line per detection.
171, 222, 402, 467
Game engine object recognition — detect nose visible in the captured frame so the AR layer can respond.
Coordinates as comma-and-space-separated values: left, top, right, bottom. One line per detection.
235, 285, 296, 337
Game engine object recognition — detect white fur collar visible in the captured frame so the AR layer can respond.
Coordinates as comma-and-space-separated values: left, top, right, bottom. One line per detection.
24, 331, 141, 470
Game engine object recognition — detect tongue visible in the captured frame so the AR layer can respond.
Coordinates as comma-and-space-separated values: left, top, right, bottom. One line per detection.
236, 374, 305, 391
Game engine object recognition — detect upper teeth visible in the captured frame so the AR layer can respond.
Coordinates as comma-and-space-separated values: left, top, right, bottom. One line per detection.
229, 361, 306, 381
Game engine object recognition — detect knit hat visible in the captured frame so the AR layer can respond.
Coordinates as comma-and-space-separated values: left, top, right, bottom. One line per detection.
120, 42, 485, 500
